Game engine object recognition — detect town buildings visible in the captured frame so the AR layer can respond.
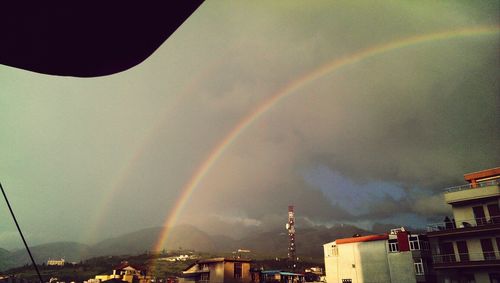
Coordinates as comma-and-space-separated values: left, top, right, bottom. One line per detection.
323, 228, 432, 283
89, 262, 150, 283
47, 258, 65, 266
426, 167, 500, 283
179, 258, 252, 283
251, 270, 304, 283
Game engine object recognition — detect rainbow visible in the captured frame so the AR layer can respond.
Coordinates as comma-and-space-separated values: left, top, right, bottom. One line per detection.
83, 59, 224, 245
150, 25, 499, 252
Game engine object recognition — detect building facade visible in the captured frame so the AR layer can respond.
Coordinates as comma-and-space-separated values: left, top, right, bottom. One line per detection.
180, 258, 252, 283
323, 228, 432, 283
250, 270, 304, 283
90, 262, 150, 283
426, 167, 500, 283
47, 258, 65, 266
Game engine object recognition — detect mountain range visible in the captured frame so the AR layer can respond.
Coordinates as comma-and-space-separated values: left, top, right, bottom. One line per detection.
0, 223, 374, 271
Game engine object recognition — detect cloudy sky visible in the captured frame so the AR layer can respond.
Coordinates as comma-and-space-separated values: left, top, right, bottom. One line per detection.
1, 1, 499, 249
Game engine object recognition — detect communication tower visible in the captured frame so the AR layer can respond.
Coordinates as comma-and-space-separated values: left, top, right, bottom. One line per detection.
286, 205, 296, 262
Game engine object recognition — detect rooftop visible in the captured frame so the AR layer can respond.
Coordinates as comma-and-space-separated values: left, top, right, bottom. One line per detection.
444, 179, 499, 194
464, 167, 500, 183
197, 257, 252, 264
260, 270, 304, 276
334, 234, 388, 244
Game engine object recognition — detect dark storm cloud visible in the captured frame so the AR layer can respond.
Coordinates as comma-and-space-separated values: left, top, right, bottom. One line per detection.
1, 1, 498, 247
180, 1, 499, 232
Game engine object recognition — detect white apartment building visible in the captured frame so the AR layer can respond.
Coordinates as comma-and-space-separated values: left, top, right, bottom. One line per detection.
323, 228, 431, 283
426, 167, 500, 283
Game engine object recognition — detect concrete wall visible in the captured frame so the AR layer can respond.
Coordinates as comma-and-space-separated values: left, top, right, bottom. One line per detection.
452, 200, 499, 226
474, 272, 492, 283
445, 185, 499, 205
211, 262, 225, 283
387, 252, 416, 283
451, 205, 474, 226
324, 240, 392, 283
222, 262, 251, 283
324, 242, 336, 283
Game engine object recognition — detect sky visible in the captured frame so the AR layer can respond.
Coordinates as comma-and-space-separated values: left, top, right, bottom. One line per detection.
0, 1, 499, 249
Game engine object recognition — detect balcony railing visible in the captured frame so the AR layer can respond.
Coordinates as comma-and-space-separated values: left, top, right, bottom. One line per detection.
444, 179, 499, 193
433, 251, 500, 264
427, 216, 500, 232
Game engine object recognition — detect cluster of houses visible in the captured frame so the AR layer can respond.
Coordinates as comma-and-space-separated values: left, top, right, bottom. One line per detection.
82, 258, 313, 283
158, 254, 200, 262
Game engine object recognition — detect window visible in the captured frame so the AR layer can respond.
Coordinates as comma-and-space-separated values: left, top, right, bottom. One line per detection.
488, 203, 500, 224
490, 273, 500, 283
480, 238, 495, 260
439, 242, 456, 263
332, 245, 338, 256
456, 241, 469, 262
463, 274, 475, 283
201, 273, 210, 282
473, 206, 486, 225
414, 258, 424, 275
420, 240, 430, 251
234, 262, 242, 279
409, 236, 420, 250
388, 239, 399, 252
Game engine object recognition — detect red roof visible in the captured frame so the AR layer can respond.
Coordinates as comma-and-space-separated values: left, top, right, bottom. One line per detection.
336, 234, 388, 244
464, 167, 500, 182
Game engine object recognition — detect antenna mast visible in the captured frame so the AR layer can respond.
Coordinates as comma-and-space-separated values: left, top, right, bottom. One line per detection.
286, 205, 296, 263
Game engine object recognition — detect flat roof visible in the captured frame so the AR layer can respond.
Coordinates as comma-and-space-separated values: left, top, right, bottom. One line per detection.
464, 167, 500, 182
335, 234, 388, 244
261, 270, 304, 276
197, 257, 252, 264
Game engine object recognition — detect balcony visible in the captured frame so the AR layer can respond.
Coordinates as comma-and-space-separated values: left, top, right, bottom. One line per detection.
444, 180, 499, 204
432, 251, 500, 269
427, 217, 500, 237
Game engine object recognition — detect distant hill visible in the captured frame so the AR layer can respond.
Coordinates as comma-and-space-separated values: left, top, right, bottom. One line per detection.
90, 224, 216, 257
228, 224, 371, 259
0, 247, 14, 271
0, 223, 388, 271
4, 242, 91, 270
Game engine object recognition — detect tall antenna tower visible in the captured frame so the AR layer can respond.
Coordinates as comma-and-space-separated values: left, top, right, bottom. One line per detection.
286, 205, 296, 262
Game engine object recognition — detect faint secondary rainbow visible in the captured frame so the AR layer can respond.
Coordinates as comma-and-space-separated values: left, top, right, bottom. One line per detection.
152, 25, 499, 252
83, 58, 225, 245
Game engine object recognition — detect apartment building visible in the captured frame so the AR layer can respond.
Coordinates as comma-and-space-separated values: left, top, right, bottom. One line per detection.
323, 228, 432, 283
180, 258, 252, 283
91, 262, 150, 283
426, 167, 500, 283
47, 258, 65, 266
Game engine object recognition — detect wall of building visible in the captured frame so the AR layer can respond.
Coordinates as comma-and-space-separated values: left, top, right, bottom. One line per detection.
222, 262, 251, 283
324, 242, 336, 283
324, 240, 392, 283
445, 185, 499, 205
451, 205, 474, 225
210, 262, 225, 283
451, 200, 499, 226
475, 272, 492, 283
387, 252, 416, 283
